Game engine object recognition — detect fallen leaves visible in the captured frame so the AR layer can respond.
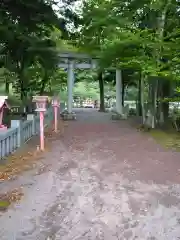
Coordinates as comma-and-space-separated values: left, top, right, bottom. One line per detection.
0, 188, 23, 212
35, 163, 51, 175
0, 119, 66, 214
149, 129, 180, 151
0, 151, 41, 182
0, 119, 66, 182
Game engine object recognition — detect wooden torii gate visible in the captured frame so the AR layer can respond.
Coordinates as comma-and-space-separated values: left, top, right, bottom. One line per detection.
58, 51, 123, 119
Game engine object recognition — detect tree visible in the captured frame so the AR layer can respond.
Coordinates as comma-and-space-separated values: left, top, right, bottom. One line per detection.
78, 0, 180, 127
74, 80, 99, 100
0, 0, 80, 107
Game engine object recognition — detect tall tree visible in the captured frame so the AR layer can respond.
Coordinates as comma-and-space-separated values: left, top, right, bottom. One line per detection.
0, 0, 79, 103
78, 0, 180, 127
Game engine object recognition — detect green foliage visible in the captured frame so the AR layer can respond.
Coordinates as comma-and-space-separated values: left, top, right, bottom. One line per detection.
0, 0, 81, 101
79, 0, 180, 80
74, 81, 99, 100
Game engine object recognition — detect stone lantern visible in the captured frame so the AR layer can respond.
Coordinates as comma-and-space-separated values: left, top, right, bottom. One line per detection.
32, 96, 48, 150
52, 97, 60, 132
33, 96, 48, 112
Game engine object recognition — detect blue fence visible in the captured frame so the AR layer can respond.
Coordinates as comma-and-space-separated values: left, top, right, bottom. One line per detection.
0, 107, 53, 159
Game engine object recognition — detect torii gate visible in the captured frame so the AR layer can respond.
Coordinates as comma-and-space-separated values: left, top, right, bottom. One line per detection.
58, 52, 123, 119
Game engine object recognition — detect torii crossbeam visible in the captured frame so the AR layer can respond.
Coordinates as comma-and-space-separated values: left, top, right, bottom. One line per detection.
58, 51, 123, 120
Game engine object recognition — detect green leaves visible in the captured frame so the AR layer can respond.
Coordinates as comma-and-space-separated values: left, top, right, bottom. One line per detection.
0, 0, 82, 99
78, 0, 180, 84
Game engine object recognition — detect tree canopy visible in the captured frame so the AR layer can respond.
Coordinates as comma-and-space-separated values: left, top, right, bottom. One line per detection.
78, 0, 180, 75
0, 0, 80, 102
76, 0, 180, 126
2, 0, 180, 128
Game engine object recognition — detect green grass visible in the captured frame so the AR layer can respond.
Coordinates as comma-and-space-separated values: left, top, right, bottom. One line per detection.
150, 129, 180, 151
0, 200, 10, 207
0, 200, 10, 211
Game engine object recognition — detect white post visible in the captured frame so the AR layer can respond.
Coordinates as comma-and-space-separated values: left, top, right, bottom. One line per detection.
67, 60, 74, 113
116, 69, 123, 115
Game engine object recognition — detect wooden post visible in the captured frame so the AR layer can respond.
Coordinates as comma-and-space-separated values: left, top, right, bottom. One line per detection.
32, 96, 48, 151
52, 97, 60, 133
39, 111, 44, 151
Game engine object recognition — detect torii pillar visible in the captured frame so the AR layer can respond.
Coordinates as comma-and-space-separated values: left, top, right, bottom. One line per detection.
112, 69, 123, 120
67, 60, 74, 114
116, 69, 123, 115
63, 60, 76, 120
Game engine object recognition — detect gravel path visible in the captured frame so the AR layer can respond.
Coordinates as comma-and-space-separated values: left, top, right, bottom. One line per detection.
0, 108, 180, 239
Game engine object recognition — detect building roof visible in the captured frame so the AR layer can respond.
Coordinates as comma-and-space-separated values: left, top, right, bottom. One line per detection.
0, 100, 9, 111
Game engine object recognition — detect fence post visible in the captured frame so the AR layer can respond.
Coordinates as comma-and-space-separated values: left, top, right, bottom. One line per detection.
27, 114, 35, 135
0, 132, 6, 158
11, 120, 22, 147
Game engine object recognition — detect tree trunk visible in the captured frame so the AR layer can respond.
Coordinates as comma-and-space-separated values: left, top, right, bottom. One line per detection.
18, 70, 28, 115
138, 76, 142, 116
122, 82, 125, 107
5, 81, 9, 94
16, 61, 26, 101
19, 74, 26, 101
151, 0, 171, 126
156, 1, 171, 123
151, 79, 158, 128
98, 72, 105, 112
155, 78, 171, 126
141, 73, 145, 124
162, 79, 170, 121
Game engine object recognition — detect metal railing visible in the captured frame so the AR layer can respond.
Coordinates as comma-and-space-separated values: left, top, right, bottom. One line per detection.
0, 128, 18, 159
0, 107, 53, 160
22, 120, 33, 143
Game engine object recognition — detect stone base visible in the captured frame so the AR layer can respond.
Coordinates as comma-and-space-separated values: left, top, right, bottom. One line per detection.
61, 112, 76, 121
111, 113, 127, 120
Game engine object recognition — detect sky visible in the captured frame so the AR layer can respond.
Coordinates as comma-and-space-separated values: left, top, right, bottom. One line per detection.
52, 0, 83, 31
53, 0, 83, 16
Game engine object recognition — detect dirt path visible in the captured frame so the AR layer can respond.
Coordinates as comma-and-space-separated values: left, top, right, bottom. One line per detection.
0, 109, 180, 239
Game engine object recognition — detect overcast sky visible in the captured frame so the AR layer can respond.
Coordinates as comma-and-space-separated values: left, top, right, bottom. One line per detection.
53, 0, 83, 31
53, 0, 83, 16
